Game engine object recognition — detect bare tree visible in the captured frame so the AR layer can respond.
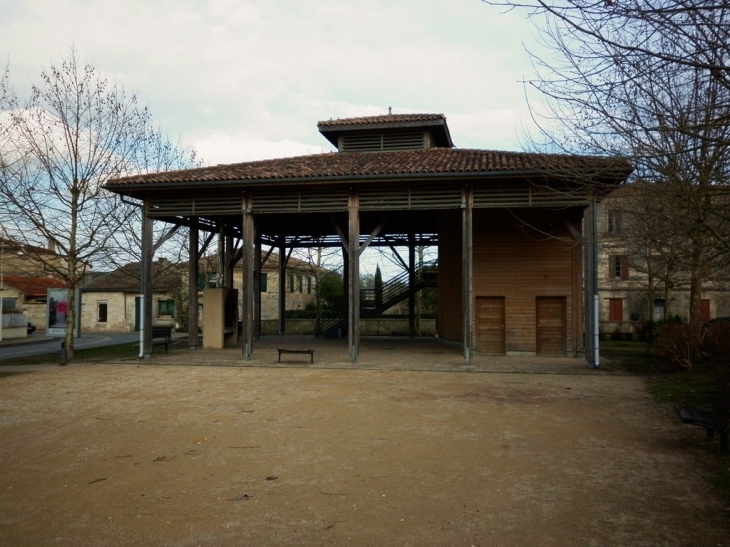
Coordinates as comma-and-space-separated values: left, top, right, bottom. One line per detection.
483, 1, 730, 93
105, 130, 201, 269
0, 48, 197, 358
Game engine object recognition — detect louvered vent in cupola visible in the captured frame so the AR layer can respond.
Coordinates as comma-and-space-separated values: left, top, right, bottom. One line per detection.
340, 132, 426, 152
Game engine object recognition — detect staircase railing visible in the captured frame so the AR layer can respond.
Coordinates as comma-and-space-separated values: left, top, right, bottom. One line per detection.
316, 260, 438, 337
360, 260, 438, 314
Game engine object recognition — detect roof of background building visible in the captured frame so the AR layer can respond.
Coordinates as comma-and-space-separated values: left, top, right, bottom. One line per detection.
83, 261, 182, 292
2, 276, 66, 298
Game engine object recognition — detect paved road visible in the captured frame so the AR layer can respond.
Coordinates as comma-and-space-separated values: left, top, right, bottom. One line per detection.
0, 333, 142, 362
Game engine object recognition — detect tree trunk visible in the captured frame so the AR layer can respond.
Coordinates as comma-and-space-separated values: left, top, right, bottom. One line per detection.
688, 242, 704, 329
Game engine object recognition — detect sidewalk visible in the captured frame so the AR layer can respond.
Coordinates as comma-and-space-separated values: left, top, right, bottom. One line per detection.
146, 334, 625, 375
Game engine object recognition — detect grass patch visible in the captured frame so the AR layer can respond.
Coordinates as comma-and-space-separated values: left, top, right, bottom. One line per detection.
647, 372, 717, 408
601, 340, 672, 375
603, 339, 730, 498
0, 341, 182, 367
601, 340, 719, 407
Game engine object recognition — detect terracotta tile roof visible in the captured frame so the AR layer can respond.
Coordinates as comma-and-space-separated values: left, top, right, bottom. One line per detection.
317, 113, 446, 128
83, 261, 182, 292
3, 276, 66, 297
106, 148, 631, 188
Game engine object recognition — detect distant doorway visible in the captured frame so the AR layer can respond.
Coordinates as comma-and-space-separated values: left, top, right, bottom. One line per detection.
653, 299, 665, 321
536, 297, 566, 356
476, 296, 505, 355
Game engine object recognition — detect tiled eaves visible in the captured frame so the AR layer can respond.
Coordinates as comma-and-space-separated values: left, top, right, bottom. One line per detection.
2, 276, 65, 296
317, 113, 446, 128
106, 148, 632, 188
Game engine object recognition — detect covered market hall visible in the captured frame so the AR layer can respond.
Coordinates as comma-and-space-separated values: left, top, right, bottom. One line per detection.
104, 113, 631, 365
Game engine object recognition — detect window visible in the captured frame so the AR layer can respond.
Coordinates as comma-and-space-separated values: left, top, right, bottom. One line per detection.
260, 272, 268, 292
307, 276, 312, 294
298, 275, 303, 293
607, 211, 622, 234
159, 300, 175, 317
97, 301, 108, 323
608, 299, 623, 322
608, 255, 629, 279
289, 275, 294, 293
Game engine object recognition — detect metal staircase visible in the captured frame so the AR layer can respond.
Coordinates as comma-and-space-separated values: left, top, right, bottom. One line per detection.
315, 261, 437, 337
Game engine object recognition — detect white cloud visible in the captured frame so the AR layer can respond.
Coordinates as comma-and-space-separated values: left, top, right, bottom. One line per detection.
2, 0, 549, 166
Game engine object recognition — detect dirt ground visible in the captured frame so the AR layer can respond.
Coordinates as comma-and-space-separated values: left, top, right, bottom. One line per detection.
1, 337, 729, 546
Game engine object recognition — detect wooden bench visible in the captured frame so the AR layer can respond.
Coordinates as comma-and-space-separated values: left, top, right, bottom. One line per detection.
675, 405, 729, 454
152, 326, 173, 353
277, 348, 315, 364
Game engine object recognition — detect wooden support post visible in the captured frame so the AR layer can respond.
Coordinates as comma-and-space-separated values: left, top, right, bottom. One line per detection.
278, 238, 286, 335
348, 190, 360, 363
188, 223, 199, 351
217, 226, 224, 287
255, 235, 262, 340
225, 233, 234, 288
141, 209, 153, 359
462, 186, 474, 365
584, 197, 599, 368
409, 233, 416, 336
342, 245, 349, 331
242, 195, 255, 361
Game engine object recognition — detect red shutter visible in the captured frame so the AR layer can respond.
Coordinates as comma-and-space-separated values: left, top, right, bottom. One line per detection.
620, 256, 630, 279
609, 299, 623, 322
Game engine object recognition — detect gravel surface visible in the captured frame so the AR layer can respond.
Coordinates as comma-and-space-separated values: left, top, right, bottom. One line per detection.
0, 337, 728, 546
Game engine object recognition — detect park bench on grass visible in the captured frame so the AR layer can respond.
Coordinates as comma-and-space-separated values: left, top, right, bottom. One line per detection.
277, 348, 315, 364
675, 405, 729, 454
152, 326, 173, 353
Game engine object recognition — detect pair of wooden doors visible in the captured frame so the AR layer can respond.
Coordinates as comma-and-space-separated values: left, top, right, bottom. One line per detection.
476, 296, 566, 356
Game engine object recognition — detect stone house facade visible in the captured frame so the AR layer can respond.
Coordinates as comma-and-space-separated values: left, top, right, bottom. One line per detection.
81, 260, 181, 333
597, 188, 730, 336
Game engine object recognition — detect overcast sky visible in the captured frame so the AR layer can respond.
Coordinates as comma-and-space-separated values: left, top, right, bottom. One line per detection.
2, 0, 545, 167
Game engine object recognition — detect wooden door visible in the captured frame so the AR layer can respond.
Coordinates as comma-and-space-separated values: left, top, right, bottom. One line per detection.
536, 297, 566, 356
476, 297, 505, 355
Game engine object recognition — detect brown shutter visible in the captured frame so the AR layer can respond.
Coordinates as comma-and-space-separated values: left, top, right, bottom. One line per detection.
620, 256, 630, 279
609, 299, 623, 321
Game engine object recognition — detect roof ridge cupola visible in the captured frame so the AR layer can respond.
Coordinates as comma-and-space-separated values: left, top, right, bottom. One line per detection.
317, 112, 454, 153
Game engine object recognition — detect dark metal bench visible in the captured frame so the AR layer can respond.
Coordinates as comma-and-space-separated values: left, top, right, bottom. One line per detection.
152, 326, 173, 353
675, 405, 729, 454
277, 348, 314, 364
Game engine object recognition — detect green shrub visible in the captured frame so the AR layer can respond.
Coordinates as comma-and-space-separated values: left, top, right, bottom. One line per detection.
285, 309, 317, 319
635, 315, 684, 345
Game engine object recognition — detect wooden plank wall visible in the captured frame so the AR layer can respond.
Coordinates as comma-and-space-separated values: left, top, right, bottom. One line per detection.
472, 208, 582, 355
438, 211, 463, 342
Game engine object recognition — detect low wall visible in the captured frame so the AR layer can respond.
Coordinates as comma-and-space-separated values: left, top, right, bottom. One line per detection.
260, 318, 436, 336
1, 313, 27, 339
0, 326, 26, 339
